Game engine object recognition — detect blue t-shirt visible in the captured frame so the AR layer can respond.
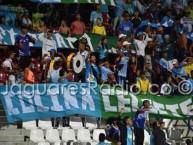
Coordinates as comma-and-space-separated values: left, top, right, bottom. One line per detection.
101, 4, 109, 13
159, 58, 168, 69
90, 11, 103, 26
98, 142, 110, 145
100, 66, 112, 81
99, 45, 107, 60
118, 57, 128, 77
115, 0, 125, 17
118, 21, 133, 35
187, 78, 193, 95
122, 48, 131, 57
86, 63, 100, 82
107, 126, 120, 142
156, 34, 164, 45
15, 34, 33, 56
127, 126, 133, 145
133, 106, 149, 129
171, 63, 187, 77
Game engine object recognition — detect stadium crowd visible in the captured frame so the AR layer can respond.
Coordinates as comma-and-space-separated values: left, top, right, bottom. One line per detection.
0, 0, 193, 144
0, 0, 193, 96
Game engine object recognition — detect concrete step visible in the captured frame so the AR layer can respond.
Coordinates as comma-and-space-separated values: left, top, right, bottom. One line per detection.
1, 124, 18, 130
0, 142, 37, 145
0, 129, 23, 135
0, 135, 24, 142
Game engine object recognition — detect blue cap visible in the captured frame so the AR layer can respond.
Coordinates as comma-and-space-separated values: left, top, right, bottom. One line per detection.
137, 32, 144, 37
48, 49, 57, 53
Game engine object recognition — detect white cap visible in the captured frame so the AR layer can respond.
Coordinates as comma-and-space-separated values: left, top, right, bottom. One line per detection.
122, 41, 131, 46
118, 34, 127, 39
131, 50, 136, 54
172, 59, 178, 65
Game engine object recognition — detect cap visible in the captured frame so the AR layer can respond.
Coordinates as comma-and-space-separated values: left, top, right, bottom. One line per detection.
131, 50, 136, 54
157, 26, 164, 32
122, 41, 131, 46
158, 120, 165, 125
119, 34, 127, 39
108, 71, 115, 75
48, 48, 57, 53
137, 31, 144, 37
172, 59, 178, 65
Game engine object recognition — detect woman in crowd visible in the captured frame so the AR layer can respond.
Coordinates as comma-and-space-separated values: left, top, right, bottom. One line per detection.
24, 61, 36, 84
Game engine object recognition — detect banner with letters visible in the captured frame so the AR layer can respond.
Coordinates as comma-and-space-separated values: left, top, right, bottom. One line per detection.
29, 0, 116, 6
0, 83, 193, 123
0, 25, 118, 52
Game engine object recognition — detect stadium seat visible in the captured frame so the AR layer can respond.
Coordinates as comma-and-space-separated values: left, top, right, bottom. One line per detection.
144, 130, 150, 145
93, 129, 106, 142
85, 117, 98, 130
30, 129, 45, 142
46, 129, 61, 143
62, 128, 76, 142
23, 120, 37, 130
0, 71, 8, 85
38, 142, 50, 145
169, 129, 184, 144
38, 119, 53, 129
69, 116, 84, 129
77, 129, 92, 142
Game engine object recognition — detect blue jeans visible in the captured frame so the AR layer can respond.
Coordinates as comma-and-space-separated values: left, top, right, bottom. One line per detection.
117, 76, 126, 88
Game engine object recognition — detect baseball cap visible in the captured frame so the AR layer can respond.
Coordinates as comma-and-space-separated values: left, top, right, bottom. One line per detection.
131, 50, 136, 54
137, 31, 144, 37
48, 48, 57, 53
122, 41, 131, 46
158, 120, 165, 125
172, 59, 178, 65
119, 34, 127, 39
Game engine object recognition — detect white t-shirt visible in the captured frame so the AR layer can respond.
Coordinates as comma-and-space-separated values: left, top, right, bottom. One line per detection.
2, 59, 12, 70
134, 39, 146, 57
47, 68, 61, 83
39, 33, 57, 57
22, 18, 32, 26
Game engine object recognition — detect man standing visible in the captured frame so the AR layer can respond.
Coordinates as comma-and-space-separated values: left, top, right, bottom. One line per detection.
15, 25, 36, 69
2, 51, 18, 85
153, 121, 168, 145
118, 109, 133, 145
117, 49, 129, 88
133, 100, 151, 145
86, 54, 101, 84
39, 30, 57, 58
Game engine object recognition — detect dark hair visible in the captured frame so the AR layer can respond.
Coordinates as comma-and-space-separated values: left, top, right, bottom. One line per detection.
101, 37, 108, 51
47, 30, 53, 34
99, 133, 106, 142
21, 25, 28, 30
143, 100, 150, 106
123, 116, 131, 124
54, 61, 61, 67
97, 17, 101, 21
59, 68, 67, 77
191, 70, 193, 74
152, 121, 158, 130
186, 139, 192, 145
